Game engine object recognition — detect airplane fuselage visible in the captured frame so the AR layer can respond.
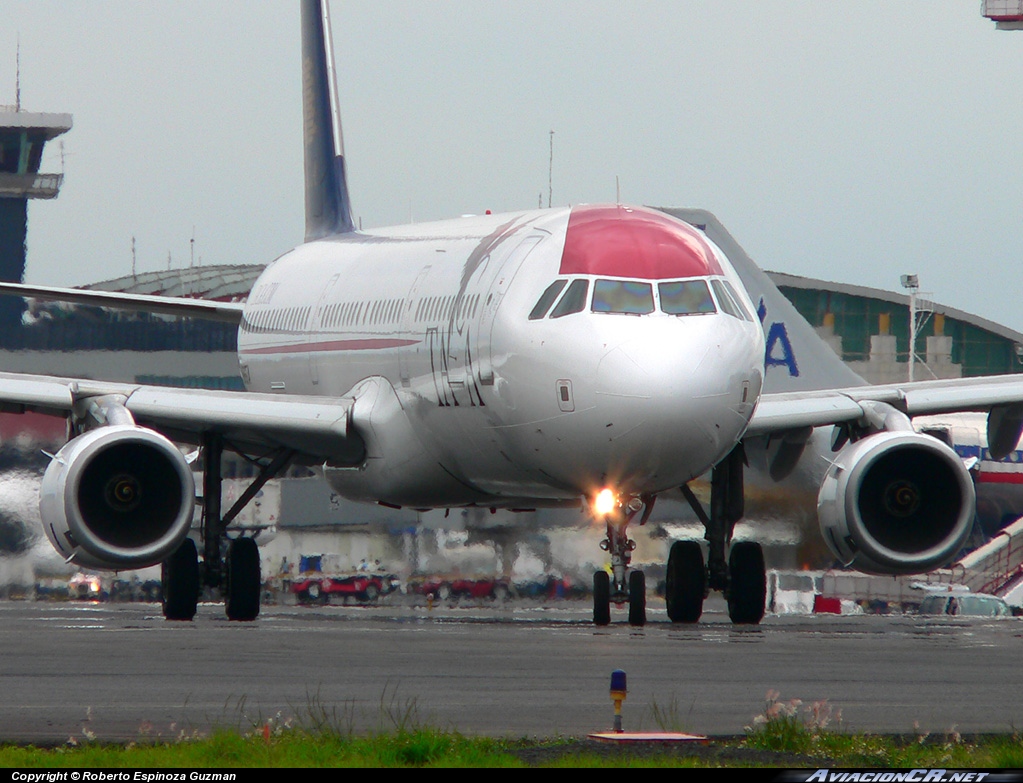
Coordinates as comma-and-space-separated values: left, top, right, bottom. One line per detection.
237, 204, 765, 508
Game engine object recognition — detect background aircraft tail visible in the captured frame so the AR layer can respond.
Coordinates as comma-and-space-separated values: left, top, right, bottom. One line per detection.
301, 0, 355, 239
658, 208, 866, 394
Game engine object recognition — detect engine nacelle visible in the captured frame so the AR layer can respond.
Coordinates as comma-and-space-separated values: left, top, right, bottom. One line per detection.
817, 431, 975, 574
40, 425, 195, 570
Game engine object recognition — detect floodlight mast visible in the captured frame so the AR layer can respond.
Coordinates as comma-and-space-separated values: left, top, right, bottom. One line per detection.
901, 274, 920, 382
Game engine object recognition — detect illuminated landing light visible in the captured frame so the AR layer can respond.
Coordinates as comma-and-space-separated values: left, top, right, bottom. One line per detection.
594, 488, 617, 516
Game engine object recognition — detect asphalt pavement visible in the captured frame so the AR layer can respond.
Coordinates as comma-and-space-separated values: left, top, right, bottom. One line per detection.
0, 597, 1019, 743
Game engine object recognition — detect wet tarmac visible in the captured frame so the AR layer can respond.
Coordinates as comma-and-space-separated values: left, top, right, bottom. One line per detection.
0, 597, 1021, 743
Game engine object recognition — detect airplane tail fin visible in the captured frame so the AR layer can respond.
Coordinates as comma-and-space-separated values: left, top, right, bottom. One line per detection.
658, 208, 867, 393
301, 0, 355, 239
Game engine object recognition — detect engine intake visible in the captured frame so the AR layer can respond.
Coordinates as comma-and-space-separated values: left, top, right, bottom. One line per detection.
40, 425, 195, 570
817, 430, 974, 574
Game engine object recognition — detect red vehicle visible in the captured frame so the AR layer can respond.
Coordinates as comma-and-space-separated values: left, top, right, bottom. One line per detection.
414, 577, 512, 601
291, 572, 399, 604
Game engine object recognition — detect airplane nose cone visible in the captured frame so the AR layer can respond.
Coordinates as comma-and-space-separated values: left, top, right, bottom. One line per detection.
595, 335, 708, 399
586, 320, 760, 490
596, 321, 743, 400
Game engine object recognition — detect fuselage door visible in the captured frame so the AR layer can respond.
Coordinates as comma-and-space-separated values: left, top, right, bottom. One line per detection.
476, 235, 543, 385
400, 266, 431, 388
308, 272, 341, 386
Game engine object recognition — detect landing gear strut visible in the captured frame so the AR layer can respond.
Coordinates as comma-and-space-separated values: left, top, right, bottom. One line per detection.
671, 444, 766, 625
592, 494, 653, 626
160, 432, 293, 622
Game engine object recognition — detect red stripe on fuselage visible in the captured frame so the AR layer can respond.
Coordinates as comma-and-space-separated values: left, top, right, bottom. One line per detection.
560, 205, 723, 279
978, 471, 1023, 485
240, 338, 419, 355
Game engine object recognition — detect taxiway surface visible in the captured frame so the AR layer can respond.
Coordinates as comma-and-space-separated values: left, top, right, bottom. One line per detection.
0, 598, 1020, 743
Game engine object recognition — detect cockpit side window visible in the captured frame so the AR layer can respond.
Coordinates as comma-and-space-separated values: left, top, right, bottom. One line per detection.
711, 279, 746, 320
591, 280, 655, 315
658, 280, 715, 315
550, 279, 589, 318
529, 280, 568, 320
721, 279, 755, 322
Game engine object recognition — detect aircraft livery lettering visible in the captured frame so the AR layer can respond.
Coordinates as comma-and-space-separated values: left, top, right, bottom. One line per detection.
427, 323, 485, 408
757, 297, 799, 378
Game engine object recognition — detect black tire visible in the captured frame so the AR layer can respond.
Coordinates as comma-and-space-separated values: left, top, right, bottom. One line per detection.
162, 538, 199, 621
593, 570, 611, 626
363, 583, 379, 602
225, 538, 261, 621
665, 541, 705, 623
727, 541, 766, 625
628, 570, 646, 627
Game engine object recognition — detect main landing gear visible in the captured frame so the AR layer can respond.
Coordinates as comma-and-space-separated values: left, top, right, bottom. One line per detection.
161, 432, 294, 622
592, 493, 654, 627
670, 444, 766, 625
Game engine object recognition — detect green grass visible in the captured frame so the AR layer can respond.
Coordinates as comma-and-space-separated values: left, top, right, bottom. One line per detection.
3, 691, 1022, 767
2, 728, 1023, 768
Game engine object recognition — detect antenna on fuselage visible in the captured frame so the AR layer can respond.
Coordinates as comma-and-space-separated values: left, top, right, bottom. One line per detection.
301, 0, 355, 240
548, 129, 554, 208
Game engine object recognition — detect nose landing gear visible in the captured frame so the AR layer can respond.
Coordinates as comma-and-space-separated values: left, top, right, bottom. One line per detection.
592, 493, 653, 627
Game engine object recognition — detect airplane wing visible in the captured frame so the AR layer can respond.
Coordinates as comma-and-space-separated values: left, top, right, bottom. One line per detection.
0, 370, 364, 465
747, 373, 1023, 438
0, 281, 245, 323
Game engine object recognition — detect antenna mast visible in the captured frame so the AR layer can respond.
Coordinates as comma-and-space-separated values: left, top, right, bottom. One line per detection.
548, 130, 554, 208
15, 36, 21, 111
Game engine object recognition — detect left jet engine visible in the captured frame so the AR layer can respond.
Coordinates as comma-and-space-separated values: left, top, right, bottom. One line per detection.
39, 425, 195, 570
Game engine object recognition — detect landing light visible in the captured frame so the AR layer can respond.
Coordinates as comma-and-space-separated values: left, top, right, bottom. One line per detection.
594, 488, 617, 516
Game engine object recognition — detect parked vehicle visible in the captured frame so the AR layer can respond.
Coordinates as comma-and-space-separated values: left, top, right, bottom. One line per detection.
918, 592, 1012, 617
413, 576, 513, 601
290, 572, 399, 604
68, 572, 106, 601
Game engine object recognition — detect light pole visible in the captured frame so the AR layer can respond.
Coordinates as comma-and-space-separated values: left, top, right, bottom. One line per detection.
901, 274, 920, 382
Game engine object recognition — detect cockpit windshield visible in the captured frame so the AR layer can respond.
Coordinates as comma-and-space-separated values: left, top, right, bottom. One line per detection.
591, 280, 655, 315
528, 275, 756, 320
658, 280, 715, 315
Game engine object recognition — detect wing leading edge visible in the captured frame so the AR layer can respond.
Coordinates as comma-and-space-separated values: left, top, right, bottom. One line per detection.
0, 371, 364, 465
0, 282, 245, 324
747, 373, 1023, 437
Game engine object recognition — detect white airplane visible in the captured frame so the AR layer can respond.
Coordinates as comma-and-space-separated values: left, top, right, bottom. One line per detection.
3, 0, 1023, 626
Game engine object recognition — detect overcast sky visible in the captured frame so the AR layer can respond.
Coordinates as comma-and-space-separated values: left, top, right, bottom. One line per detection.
6, 2, 1023, 331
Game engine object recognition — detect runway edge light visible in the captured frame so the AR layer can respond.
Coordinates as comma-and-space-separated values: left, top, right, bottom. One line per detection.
590, 669, 708, 744
610, 669, 627, 733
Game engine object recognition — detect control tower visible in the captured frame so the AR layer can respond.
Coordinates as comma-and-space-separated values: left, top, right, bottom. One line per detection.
982, 1, 1023, 30
0, 105, 71, 328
